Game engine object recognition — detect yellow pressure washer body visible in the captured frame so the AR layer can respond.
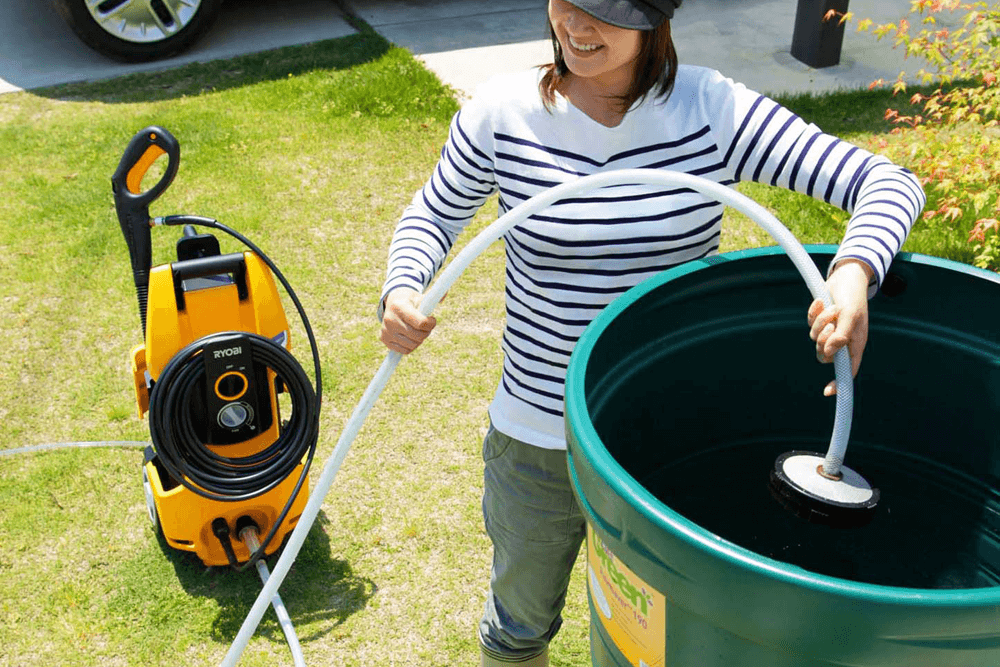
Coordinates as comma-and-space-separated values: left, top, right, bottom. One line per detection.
132, 251, 309, 566
115, 127, 315, 568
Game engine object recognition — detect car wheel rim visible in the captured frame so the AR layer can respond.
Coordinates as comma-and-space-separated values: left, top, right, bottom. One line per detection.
85, 0, 203, 44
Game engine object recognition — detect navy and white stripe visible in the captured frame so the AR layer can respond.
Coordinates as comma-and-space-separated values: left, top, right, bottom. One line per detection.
380, 65, 925, 450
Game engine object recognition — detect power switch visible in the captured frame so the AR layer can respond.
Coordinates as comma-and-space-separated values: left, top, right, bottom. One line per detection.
215, 371, 248, 401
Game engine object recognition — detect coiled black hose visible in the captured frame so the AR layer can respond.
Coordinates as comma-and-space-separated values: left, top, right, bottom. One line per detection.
148, 331, 317, 503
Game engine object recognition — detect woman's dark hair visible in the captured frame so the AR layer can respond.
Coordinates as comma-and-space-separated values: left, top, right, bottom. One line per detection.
539, 18, 678, 113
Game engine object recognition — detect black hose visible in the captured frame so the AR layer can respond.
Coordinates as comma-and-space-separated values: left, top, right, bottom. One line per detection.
149, 331, 317, 502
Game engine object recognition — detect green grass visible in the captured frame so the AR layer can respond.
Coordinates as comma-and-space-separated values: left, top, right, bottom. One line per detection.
0, 24, 974, 667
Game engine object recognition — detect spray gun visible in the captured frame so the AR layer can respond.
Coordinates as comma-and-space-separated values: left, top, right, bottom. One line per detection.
111, 126, 180, 337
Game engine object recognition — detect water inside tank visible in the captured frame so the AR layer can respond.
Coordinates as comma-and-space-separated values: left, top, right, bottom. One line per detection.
636, 440, 1000, 589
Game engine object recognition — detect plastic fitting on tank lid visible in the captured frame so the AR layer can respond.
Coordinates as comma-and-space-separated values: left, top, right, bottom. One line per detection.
770, 451, 880, 529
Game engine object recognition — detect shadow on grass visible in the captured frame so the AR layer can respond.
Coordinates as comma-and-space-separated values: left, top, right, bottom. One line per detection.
30, 23, 393, 106
153, 510, 375, 646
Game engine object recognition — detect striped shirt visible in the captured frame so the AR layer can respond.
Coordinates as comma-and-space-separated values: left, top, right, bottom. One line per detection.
380, 65, 925, 450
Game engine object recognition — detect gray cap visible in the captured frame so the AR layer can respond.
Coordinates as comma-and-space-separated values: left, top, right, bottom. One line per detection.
565, 0, 681, 29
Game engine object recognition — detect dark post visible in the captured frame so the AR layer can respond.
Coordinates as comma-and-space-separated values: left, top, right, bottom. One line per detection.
791, 0, 851, 68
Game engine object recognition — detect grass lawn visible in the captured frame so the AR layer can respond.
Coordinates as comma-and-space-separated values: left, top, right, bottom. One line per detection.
0, 22, 964, 667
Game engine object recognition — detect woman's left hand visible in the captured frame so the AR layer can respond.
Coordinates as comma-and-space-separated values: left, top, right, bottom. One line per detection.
807, 259, 874, 396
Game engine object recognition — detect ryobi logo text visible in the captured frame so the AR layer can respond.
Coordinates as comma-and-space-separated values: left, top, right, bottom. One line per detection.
213, 346, 242, 359
595, 534, 653, 616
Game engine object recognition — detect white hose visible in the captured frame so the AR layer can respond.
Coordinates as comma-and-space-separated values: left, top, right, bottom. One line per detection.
0, 441, 149, 457
221, 168, 853, 666
241, 527, 306, 667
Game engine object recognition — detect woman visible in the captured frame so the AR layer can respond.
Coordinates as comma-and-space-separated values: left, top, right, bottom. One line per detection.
378, 1, 925, 665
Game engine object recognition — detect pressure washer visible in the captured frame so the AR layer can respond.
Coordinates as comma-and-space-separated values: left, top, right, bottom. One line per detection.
113, 126, 321, 664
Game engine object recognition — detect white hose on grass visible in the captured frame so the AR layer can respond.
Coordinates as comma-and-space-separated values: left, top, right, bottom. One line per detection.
221, 169, 853, 666
241, 527, 306, 667
0, 441, 149, 457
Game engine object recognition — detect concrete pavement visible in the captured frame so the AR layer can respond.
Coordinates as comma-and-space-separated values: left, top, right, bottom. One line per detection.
1, 0, 929, 99
353, 0, 925, 100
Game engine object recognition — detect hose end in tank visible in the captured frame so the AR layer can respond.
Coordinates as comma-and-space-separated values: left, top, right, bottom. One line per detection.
770, 451, 879, 529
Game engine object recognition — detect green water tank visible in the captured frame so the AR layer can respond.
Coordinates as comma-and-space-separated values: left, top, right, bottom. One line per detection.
565, 246, 1000, 667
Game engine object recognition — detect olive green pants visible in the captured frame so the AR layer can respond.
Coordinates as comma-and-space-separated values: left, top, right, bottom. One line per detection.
478, 423, 586, 663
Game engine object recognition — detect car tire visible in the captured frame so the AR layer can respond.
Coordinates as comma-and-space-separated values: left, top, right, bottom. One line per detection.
52, 0, 223, 63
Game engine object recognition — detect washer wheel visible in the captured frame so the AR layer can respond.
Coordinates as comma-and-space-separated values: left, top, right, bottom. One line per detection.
142, 464, 162, 536
52, 0, 223, 62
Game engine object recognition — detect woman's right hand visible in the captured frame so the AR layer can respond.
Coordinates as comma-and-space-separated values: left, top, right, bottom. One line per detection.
379, 288, 437, 354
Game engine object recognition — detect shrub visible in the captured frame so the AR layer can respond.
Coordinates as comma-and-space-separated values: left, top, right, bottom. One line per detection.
856, 0, 1000, 270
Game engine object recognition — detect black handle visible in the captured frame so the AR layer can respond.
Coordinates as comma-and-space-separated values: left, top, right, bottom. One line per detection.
172, 253, 249, 309
172, 253, 247, 283
112, 126, 181, 336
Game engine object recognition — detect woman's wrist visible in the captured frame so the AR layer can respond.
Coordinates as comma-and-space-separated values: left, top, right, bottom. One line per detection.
830, 258, 876, 290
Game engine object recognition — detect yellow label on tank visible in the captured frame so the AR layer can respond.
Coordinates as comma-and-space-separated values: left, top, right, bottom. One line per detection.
587, 524, 666, 667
